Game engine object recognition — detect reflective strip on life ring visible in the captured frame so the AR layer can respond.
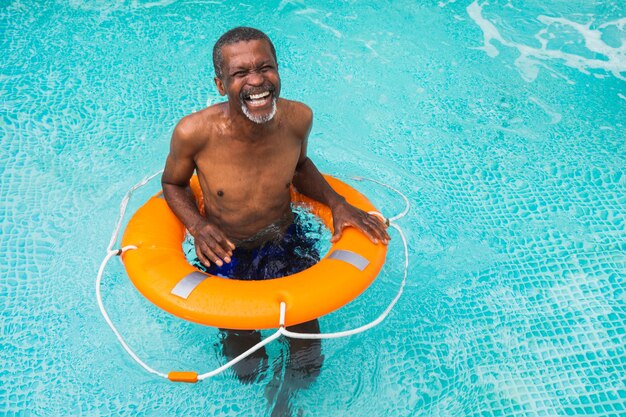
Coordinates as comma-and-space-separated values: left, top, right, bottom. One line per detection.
120, 175, 387, 330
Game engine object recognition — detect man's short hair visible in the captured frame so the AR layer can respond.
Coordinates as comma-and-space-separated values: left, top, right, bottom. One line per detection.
212, 27, 277, 79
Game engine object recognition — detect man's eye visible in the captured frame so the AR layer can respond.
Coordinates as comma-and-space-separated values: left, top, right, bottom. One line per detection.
233, 71, 246, 77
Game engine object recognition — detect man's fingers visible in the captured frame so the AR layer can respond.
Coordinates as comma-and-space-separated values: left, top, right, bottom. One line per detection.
353, 216, 381, 243
332, 221, 383, 244
207, 238, 232, 263
200, 244, 225, 267
370, 221, 390, 243
331, 207, 391, 246
362, 224, 380, 244
367, 212, 386, 225
365, 213, 388, 229
330, 223, 345, 243
365, 214, 390, 243
205, 230, 234, 262
358, 217, 390, 245
212, 230, 235, 253
192, 222, 234, 267
195, 246, 211, 268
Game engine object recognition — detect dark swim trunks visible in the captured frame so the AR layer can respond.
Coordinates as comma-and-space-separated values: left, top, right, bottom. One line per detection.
192, 210, 325, 395
193, 211, 321, 280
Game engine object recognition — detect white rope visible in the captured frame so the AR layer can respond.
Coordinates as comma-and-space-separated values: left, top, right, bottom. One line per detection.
97, 170, 410, 381
98, 171, 169, 379
107, 170, 163, 252
279, 221, 408, 340
350, 175, 411, 222
276, 175, 411, 340
198, 330, 282, 380
279, 175, 411, 339
96, 245, 168, 379
196, 303, 287, 380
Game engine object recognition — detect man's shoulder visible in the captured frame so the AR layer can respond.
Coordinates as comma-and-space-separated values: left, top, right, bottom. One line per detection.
280, 99, 313, 136
281, 98, 312, 119
173, 104, 225, 144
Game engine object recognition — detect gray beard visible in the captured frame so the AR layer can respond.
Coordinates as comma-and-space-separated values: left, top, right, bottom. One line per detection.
241, 98, 277, 124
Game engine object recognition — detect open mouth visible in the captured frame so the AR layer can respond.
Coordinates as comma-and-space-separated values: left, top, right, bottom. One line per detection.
242, 89, 273, 109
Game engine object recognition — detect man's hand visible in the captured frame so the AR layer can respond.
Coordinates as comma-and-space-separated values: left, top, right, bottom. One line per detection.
330, 201, 390, 244
189, 218, 236, 268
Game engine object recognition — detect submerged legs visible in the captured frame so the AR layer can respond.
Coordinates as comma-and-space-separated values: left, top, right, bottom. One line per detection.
265, 320, 324, 417
219, 328, 269, 384
220, 320, 324, 416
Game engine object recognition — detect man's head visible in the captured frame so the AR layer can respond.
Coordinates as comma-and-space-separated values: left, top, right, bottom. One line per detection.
213, 27, 277, 79
213, 27, 280, 124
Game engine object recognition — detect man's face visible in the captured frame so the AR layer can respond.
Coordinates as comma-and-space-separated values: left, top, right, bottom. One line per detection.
215, 39, 281, 124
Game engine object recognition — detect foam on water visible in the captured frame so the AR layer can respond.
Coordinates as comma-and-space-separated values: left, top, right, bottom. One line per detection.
467, 0, 626, 82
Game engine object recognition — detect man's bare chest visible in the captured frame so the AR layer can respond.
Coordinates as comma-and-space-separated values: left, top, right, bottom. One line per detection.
195, 134, 302, 200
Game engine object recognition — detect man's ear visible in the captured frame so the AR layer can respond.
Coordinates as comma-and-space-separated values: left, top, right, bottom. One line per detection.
214, 77, 226, 96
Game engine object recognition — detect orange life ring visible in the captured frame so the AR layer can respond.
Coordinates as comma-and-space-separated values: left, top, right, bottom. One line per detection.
121, 175, 387, 330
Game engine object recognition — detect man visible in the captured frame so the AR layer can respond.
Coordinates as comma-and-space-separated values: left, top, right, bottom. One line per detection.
162, 27, 389, 414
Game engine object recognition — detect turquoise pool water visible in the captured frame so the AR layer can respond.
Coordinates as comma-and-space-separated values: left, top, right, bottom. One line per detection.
2, 0, 625, 416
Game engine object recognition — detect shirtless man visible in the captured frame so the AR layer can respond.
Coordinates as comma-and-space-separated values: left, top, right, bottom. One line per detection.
161, 27, 389, 414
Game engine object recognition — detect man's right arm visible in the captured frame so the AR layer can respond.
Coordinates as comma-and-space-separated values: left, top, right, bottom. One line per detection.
161, 118, 234, 267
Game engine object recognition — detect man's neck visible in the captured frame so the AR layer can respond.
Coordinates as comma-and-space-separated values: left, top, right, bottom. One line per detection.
226, 103, 278, 140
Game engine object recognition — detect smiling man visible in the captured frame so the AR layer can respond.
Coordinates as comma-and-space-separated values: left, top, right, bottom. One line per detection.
161, 27, 389, 414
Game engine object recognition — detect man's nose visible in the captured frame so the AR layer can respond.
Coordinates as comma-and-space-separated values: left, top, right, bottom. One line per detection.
246, 71, 264, 86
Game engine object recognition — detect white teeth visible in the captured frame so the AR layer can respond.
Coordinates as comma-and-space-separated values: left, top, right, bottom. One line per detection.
249, 91, 270, 100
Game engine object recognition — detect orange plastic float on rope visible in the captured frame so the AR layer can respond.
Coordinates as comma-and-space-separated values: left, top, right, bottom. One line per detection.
121, 175, 387, 330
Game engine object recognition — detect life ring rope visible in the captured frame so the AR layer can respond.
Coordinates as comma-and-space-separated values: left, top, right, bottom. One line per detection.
96, 171, 410, 383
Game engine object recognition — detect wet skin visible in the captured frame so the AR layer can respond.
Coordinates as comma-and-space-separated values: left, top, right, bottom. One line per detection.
161, 38, 390, 413
162, 39, 389, 268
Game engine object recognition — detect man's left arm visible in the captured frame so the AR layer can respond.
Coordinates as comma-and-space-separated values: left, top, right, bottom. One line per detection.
291, 106, 389, 244
293, 158, 390, 244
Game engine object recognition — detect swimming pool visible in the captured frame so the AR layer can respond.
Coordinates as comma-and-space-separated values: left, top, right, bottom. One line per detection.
2, 0, 625, 415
